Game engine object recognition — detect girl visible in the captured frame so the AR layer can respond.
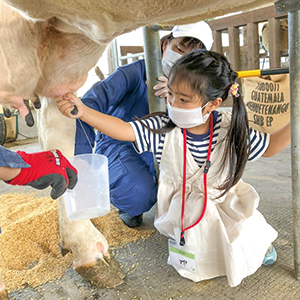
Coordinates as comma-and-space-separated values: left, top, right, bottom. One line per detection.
56, 50, 290, 287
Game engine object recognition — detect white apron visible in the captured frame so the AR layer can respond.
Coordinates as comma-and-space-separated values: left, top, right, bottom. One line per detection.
155, 112, 278, 287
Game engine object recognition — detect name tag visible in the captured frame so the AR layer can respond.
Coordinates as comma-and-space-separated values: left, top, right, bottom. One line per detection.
168, 239, 197, 273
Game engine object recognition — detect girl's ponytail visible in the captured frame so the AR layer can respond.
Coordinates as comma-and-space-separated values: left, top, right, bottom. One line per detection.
218, 91, 251, 196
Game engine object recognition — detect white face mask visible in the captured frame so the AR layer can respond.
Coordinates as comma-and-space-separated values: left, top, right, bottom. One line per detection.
167, 101, 211, 128
162, 49, 182, 77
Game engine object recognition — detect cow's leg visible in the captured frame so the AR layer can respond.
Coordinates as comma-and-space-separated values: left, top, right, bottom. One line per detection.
56, 198, 125, 288
36, 97, 125, 288
0, 271, 8, 300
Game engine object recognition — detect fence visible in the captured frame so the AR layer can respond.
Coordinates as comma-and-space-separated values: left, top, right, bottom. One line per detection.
208, 5, 288, 71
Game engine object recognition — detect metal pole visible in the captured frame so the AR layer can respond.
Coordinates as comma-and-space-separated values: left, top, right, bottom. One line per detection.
289, 8, 300, 278
237, 68, 289, 78
142, 26, 166, 113
110, 39, 120, 72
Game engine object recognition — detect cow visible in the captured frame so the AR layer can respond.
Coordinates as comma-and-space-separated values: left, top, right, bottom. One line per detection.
0, 2, 124, 297
0, 0, 274, 298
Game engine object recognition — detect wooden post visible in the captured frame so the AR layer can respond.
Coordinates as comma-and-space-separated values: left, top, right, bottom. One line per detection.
247, 22, 260, 69
212, 30, 223, 53
228, 27, 240, 71
268, 18, 281, 68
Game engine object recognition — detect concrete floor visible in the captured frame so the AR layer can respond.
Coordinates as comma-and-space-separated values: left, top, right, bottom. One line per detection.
1, 138, 299, 300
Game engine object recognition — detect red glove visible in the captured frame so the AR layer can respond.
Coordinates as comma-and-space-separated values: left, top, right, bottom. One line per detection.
7, 149, 78, 199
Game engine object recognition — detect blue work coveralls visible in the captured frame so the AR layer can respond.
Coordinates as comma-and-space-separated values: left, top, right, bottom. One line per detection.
75, 60, 158, 216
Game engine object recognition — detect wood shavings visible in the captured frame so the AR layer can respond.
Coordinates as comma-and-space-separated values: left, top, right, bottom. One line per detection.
91, 208, 155, 248
0, 192, 155, 290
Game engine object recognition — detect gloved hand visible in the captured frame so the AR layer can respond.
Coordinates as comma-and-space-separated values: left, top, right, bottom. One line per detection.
7, 149, 78, 199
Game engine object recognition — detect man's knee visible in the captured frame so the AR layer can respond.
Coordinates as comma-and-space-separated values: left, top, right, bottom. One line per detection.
111, 174, 157, 216
107, 150, 157, 215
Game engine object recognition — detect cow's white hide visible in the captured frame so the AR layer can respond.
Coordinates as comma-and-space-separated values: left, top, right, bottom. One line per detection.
0, 2, 124, 296
2, 0, 274, 44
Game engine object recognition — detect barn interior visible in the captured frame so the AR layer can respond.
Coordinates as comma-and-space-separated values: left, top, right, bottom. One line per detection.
1, 0, 300, 299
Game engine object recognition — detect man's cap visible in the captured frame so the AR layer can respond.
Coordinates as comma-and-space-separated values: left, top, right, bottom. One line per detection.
171, 21, 214, 50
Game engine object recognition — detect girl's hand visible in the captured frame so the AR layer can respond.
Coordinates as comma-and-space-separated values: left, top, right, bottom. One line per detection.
153, 76, 169, 98
55, 93, 86, 119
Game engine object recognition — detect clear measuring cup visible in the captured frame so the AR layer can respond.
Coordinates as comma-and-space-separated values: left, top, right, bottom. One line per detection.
63, 153, 110, 220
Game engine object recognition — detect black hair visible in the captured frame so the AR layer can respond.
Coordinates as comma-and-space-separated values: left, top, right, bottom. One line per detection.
139, 50, 251, 197
160, 33, 206, 54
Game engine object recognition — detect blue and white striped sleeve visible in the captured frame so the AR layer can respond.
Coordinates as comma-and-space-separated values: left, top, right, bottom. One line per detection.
129, 116, 165, 154
248, 127, 270, 162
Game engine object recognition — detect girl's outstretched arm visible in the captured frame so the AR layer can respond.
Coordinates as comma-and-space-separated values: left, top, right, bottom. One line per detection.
262, 122, 291, 157
55, 93, 136, 142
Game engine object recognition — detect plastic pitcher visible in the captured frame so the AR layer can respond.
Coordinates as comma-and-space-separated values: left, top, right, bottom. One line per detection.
63, 154, 110, 220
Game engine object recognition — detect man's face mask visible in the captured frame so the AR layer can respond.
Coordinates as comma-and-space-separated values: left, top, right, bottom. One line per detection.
162, 49, 182, 77
167, 101, 211, 128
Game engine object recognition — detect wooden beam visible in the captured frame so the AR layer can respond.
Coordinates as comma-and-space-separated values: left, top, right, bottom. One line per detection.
268, 18, 281, 68
208, 6, 287, 31
120, 46, 144, 56
247, 22, 259, 69
228, 27, 240, 71
212, 31, 223, 53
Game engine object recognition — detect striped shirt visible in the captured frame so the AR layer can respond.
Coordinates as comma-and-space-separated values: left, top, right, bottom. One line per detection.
129, 111, 270, 167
